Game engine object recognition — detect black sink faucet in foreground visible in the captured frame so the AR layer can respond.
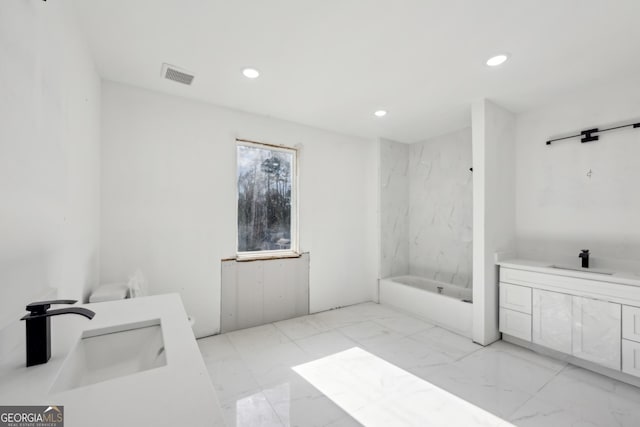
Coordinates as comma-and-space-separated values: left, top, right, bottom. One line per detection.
579, 249, 590, 269
20, 300, 95, 367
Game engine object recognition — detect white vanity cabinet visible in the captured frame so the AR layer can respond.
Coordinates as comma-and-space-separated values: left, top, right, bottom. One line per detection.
622, 306, 640, 376
499, 283, 532, 314
499, 261, 640, 385
498, 283, 532, 341
622, 340, 640, 377
622, 305, 640, 342
499, 307, 532, 341
572, 297, 621, 370
530, 290, 621, 367
532, 289, 572, 354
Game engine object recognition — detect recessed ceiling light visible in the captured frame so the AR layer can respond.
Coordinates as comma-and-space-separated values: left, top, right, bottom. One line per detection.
242, 68, 260, 79
374, 110, 387, 117
486, 54, 509, 67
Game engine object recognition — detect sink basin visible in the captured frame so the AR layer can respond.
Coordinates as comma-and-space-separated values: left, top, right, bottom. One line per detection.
51, 319, 167, 393
549, 265, 614, 275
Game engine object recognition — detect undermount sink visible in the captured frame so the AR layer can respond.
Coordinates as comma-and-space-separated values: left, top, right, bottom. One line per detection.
549, 265, 614, 276
51, 319, 167, 393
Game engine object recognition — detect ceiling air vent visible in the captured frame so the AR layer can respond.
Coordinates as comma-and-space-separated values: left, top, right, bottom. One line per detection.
161, 63, 194, 85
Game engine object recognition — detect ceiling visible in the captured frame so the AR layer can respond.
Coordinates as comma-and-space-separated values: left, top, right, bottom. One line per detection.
72, 0, 640, 143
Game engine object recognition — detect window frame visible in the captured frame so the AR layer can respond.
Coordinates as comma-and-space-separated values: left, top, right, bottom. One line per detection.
235, 138, 299, 260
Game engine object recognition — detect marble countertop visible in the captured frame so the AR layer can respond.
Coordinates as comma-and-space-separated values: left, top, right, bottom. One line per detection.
0, 294, 224, 427
498, 259, 640, 287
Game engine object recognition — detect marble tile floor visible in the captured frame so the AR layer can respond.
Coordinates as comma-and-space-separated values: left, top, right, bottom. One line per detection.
197, 302, 640, 427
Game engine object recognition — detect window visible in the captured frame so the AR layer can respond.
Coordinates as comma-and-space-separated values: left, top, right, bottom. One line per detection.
236, 140, 297, 258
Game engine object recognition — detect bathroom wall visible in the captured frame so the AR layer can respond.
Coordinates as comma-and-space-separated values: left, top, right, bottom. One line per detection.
472, 99, 517, 345
515, 75, 640, 273
0, 0, 101, 353
409, 128, 473, 287
379, 139, 410, 279
379, 130, 473, 287
100, 81, 379, 337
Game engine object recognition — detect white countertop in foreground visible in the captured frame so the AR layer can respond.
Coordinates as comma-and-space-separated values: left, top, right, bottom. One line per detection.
0, 294, 224, 427
498, 259, 640, 288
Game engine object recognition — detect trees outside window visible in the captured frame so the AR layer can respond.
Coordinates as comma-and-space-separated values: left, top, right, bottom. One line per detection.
236, 141, 297, 256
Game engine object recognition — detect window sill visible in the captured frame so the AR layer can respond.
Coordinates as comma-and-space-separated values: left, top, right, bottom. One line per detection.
231, 252, 302, 262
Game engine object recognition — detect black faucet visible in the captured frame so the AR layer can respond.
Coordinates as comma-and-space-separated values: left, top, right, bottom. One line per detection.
20, 300, 95, 367
579, 249, 590, 269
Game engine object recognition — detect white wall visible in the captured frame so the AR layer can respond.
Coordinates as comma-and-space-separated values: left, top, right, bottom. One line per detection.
515, 76, 640, 273
379, 139, 410, 279
100, 81, 379, 337
472, 99, 517, 345
379, 129, 473, 288
0, 0, 100, 352
409, 128, 473, 287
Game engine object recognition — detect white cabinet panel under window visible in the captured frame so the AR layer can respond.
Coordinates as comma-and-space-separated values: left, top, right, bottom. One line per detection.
572, 297, 621, 370
532, 289, 572, 354
221, 254, 309, 333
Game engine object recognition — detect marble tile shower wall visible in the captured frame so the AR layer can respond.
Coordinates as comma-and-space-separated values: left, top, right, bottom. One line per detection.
379, 139, 410, 278
409, 128, 473, 287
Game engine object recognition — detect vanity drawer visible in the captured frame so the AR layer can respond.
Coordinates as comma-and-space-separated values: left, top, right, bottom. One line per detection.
623, 305, 640, 343
622, 339, 640, 378
499, 283, 532, 314
499, 308, 532, 342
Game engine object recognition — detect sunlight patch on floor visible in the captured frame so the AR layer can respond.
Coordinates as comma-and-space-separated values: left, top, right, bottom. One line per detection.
293, 347, 513, 427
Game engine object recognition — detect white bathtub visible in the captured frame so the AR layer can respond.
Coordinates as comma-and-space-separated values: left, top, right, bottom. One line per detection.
379, 275, 473, 338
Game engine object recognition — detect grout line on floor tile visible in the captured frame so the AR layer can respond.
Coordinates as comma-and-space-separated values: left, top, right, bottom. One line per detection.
506, 363, 568, 421
369, 318, 437, 337
504, 393, 537, 422
533, 363, 567, 395
271, 319, 324, 341
453, 344, 485, 362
